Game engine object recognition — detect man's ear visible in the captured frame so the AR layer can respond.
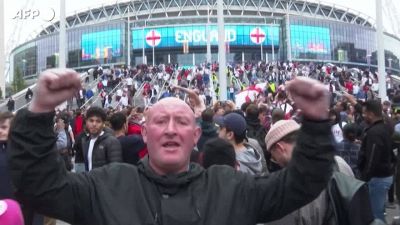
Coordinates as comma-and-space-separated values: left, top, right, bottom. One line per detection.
275, 142, 284, 154
141, 124, 148, 143
193, 126, 202, 145
227, 131, 234, 141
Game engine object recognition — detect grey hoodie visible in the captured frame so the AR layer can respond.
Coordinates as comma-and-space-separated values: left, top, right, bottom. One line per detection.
236, 142, 263, 175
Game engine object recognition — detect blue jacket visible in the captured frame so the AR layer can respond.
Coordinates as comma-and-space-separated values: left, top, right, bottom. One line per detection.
86, 89, 94, 99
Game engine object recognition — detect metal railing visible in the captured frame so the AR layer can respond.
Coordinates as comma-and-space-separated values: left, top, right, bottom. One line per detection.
156, 73, 173, 101
132, 72, 159, 106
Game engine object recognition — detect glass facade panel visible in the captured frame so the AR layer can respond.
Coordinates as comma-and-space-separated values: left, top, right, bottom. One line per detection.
289, 16, 378, 66
15, 21, 127, 77
384, 35, 400, 71
290, 24, 331, 60
13, 45, 37, 78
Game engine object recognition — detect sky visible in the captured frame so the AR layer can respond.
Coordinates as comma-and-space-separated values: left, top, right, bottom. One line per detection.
4, 0, 399, 54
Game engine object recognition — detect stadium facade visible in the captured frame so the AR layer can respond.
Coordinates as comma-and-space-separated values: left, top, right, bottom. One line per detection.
9, 0, 400, 81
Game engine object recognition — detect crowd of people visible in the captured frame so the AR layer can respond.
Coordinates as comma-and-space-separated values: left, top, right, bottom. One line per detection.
1, 59, 400, 225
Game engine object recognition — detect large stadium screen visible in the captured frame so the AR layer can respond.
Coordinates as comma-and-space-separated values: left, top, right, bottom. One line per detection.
81, 29, 122, 61
290, 25, 331, 55
132, 25, 280, 49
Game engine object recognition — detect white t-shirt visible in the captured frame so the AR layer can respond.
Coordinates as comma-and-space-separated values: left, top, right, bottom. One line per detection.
353, 84, 360, 95
154, 84, 160, 94
116, 89, 123, 97
88, 136, 98, 171
371, 83, 379, 92
126, 77, 133, 86
158, 72, 163, 80
331, 122, 347, 143
163, 73, 170, 81
102, 79, 108, 87
120, 96, 129, 107
279, 103, 293, 115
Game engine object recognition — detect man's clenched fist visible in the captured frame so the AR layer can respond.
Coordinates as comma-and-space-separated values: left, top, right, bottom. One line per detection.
29, 69, 82, 113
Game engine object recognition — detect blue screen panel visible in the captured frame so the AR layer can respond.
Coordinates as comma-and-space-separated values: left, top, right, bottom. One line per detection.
132, 25, 280, 49
290, 25, 331, 55
81, 29, 121, 61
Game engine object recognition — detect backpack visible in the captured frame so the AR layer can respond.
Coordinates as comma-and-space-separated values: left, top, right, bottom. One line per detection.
324, 171, 375, 225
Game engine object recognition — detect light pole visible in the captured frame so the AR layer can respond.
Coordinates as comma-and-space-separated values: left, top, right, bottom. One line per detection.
54, 53, 59, 68
271, 22, 275, 62
206, 4, 212, 64
59, 0, 66, 68
376, 0, 387, 100
142, 21, 147, 65
0, 0, 5, 99
127, 6, 131, 68
286, 2, 292, 62
22, 59, 27, 78
367, 54, 371, 70
217, 0, 227, 101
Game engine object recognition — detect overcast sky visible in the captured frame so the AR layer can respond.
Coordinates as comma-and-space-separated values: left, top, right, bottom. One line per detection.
4, 0, 399, 53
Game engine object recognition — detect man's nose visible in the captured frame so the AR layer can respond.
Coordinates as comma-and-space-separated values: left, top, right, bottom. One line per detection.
165, 120, 177, 135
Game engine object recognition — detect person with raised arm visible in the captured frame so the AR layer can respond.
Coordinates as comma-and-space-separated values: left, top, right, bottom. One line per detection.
9, 69, 334, 225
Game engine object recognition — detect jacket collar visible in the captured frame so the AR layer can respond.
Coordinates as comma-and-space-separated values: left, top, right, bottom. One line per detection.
364, 119, 384, 132
137, 157, 204, 194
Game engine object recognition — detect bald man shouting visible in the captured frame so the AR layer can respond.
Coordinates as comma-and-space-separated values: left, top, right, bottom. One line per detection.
9, 69, 334, 225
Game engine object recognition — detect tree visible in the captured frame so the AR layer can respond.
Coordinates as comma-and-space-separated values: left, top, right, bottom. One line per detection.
12, 67, 26, 93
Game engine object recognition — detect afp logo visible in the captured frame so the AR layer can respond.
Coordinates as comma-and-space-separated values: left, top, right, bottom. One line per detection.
13, 8, 56, 22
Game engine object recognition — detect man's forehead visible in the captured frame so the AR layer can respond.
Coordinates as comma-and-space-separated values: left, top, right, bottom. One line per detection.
151, 103, 194, 115
148, 98, 194, 116
86, 116, 104, 121
153, 98, 191, 109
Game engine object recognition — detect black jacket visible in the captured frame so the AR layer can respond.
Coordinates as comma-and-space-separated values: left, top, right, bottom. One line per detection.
7, 99, 15, 111
0, 141, 13, 199
358, 119, 394, 181
9, 109, 335, 225
73, 132, 86, 163
81, 130, 122, 170
246, 117, 267, 151
197, 121, 218, 151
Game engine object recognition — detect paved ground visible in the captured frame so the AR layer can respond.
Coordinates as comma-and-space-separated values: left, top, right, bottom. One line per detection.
387, 203, 399, 224
56, 206, 399, 225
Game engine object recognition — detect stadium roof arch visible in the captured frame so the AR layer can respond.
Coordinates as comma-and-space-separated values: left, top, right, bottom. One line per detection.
37, 0, 375, 37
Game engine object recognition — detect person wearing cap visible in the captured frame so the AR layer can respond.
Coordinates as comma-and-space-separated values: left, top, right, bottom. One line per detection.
216, 112, 267, 175
9, 70, 335, 225
265, 120, 376, 225
264, 120, 301, 168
